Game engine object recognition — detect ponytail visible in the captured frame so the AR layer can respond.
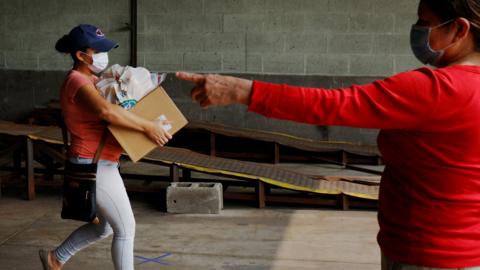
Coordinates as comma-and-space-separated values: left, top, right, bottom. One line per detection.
55, 35, 72, 54
55, 34, 86, 63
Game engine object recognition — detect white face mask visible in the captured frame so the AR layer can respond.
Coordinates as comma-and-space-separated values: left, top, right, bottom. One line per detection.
82, 52, 109, 74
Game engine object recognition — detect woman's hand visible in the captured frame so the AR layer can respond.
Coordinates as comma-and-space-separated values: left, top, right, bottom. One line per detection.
144, 119, 172, 146
176, 72, 253, 108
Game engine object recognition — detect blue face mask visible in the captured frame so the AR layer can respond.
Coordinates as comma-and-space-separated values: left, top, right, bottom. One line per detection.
410, 20, 454, 66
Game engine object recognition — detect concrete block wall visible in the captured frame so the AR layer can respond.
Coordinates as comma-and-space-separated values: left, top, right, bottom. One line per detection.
0, 0, 425, 145
0, 0, 131, 71
0, 0, 422, 76
137, 0, 422, 76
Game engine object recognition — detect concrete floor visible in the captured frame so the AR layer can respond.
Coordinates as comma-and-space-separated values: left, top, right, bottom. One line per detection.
0, 187, 380, 270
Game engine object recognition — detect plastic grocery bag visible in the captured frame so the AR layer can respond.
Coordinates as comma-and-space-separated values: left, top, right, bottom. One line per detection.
96, 64, 167, 110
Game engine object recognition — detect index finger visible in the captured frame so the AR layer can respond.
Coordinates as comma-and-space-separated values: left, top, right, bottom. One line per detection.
176, 71, 206, 84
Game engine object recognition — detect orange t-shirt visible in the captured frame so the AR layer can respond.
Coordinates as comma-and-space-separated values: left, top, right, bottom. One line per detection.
60, 70, 123, 161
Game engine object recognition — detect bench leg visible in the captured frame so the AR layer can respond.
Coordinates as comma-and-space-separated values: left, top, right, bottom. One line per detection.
255, 181, 266, 208
25, 138, 35, 200
170, 164, 180, 182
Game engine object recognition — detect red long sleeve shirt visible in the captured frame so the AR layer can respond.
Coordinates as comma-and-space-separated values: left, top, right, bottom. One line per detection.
249, 65, 480, 268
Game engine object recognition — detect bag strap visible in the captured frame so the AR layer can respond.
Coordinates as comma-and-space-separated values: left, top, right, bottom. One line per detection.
60, 113, 69, 159
92, 128, 108, 165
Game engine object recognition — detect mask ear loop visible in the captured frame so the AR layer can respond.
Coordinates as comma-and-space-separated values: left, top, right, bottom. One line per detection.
79, 51, 93, 65
436, 20, 461, 51
430, 19, 459, 65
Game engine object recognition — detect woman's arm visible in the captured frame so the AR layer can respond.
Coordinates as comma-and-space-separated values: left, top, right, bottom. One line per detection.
177, 69, 437, 130
75, 83, 172, 146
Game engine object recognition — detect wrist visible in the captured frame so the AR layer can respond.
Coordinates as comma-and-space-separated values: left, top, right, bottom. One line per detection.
236, 78, 253, 105
142, 120, 155, 133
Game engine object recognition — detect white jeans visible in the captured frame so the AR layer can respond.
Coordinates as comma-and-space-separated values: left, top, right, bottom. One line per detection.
54, 158, 135, 270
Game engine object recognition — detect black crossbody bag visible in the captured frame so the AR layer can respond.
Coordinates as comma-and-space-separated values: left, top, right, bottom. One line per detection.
60, 122, 108, 224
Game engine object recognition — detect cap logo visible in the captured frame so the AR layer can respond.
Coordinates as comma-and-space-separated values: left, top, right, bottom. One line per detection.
96, 29, 105, 37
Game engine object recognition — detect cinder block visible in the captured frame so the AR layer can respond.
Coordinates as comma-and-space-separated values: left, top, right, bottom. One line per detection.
38, 52, 73, 71
327, 33, 373, 54
104, 0, 129, 15
205, 33, 244, 53
246, 33, 284, 53
64, 15, 109, 33
23, 0, 56, 15
22, 33, 58, 51
0, 1, 22, 15
146, 15, 181, 33
222, 53, 246, 73
304, 13, 349, 33
286, 33, 327, 53
5, 52, 38, 70
373, 34, 410, 55
106, 53, 130, 67
109, 15, 131, 33
374, 0, 418, 14
0, 53, 5, 69
138, 33, 165, 52
165, 33, 205, 52
221, 53, 262, 73
138, 0, 165, 15
246, 54, 263, 73
394, 55, 423, 74
183, 15, 222, 33
164, 0, 203, 14
394, 12, 418, 33
167, 182, 223, 214
349, 14, 394, 33
350, 55, 394, 76
306, 54, 349, 75
263, 54, 305, 74
265, 0, 307, 12
184, 52, 222, 72
205, 0, 264, 14
57, 0, 99, 15
264, 13, 304, 33
224, 14, 264, 33
144, 53, 183, 72
0, 34, 18, 51
104, 32, 130, 54
327, 0, 376, 13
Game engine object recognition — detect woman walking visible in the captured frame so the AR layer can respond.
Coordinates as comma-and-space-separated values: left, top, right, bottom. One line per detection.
39, 24, 171, 270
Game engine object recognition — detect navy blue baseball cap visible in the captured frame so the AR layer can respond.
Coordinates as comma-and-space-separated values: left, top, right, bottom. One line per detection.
68, 24, 118, 52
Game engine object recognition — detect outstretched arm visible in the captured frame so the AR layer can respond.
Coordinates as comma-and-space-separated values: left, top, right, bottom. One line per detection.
176, 68, 438, 130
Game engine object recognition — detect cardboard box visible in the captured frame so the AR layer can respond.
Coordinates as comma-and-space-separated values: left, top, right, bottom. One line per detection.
108, 87, 188, 162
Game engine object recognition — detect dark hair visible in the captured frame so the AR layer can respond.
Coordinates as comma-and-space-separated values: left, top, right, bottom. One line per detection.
423, 0, 480, 50
55, 35, 86, 62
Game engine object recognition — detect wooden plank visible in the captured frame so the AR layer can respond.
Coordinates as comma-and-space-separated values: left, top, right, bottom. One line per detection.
266, 195, 338, 207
